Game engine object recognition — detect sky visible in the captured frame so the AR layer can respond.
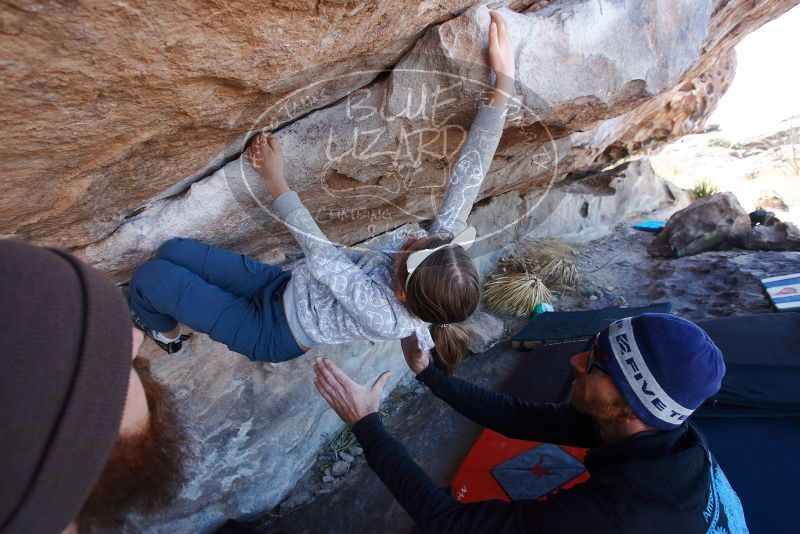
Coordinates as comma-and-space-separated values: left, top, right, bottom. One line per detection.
709, 5, 800, 135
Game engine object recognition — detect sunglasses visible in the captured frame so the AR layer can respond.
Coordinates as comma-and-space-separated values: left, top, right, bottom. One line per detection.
585, 335, 608, 375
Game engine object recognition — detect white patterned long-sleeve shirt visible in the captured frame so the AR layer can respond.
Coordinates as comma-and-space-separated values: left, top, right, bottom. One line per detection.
276, 104, 507, 351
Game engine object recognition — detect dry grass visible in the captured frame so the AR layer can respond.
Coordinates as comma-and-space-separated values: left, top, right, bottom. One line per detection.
483, 241, 582, 317
483, 272, 554, 317
755, 193, 789, 211
523, 241, 576, 263
540, 257, 582, 289
708, 137, 734, 149
321, 425, 358, 462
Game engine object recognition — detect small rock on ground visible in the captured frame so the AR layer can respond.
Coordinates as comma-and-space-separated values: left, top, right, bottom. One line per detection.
279, 489, 312, 515
331, 461, 349, 477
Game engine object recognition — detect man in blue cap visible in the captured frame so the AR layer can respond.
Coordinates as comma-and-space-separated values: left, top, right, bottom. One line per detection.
313, 313, 749, 533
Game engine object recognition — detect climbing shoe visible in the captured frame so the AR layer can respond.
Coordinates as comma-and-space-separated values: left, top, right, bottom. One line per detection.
130, 311, 192, 354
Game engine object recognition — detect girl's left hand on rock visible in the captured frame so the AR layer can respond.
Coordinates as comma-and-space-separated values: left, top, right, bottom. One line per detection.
487, 10, 515, 90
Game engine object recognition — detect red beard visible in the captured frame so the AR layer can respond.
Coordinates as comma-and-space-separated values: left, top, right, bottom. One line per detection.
78, 357, 190, 530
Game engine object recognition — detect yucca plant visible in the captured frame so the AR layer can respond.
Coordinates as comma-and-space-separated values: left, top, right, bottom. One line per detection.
522, 243, 573, 267
539, 257, 583, 290
483, 272, 554, 317
484, 241, 585, 317
521, 245, 583, 292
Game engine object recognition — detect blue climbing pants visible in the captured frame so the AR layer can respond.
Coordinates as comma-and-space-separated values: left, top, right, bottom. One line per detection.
129, 237, 304, 363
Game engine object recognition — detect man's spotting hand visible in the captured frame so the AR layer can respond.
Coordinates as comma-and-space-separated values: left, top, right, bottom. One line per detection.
313, 357, 393, 427
246, 132, 290, 199
400, 333, 431, 375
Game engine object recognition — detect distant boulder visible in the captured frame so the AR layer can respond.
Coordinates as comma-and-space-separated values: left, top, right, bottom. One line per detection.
742, 220, 800, 251
648, 192, 751, 257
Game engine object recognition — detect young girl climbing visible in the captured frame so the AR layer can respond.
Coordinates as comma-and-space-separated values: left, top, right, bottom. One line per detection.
129, 10, 515, 373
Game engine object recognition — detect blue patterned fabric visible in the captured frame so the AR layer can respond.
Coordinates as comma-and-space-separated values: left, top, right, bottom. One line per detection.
491, 443, 586, 500
704, 456, 749, 534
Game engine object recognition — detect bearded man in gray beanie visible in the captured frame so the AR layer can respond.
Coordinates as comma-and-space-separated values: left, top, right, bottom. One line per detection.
0, 240, 189, 533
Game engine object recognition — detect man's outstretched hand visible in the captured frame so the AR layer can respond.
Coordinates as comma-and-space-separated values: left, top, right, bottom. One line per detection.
313, 357, 393, 427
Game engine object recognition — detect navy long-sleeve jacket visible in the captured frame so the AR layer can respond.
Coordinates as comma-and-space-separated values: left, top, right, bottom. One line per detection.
352, 365, 748, 533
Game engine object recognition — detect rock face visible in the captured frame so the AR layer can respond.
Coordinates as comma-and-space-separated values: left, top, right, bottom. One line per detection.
742, 220, 800, 251
131, 334, 408, 533
464, 311, 506, 353
2, 0, 798, 532
463, 157, 690, 276
0, 0, 532, 249
596, 51, 737, 165
648, 192, 752, 257
82, 0, 747, 278
3, 0, 795, 279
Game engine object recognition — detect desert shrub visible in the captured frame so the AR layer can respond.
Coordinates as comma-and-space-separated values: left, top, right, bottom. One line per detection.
691, 180, 719, 199
708, 137, 733, 149
483, 243, 582, 317
755, 193, 788, 211
483, 272, 554, 317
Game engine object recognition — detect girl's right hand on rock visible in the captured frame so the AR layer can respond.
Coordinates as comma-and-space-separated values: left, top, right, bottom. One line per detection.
247, 132, 290, 198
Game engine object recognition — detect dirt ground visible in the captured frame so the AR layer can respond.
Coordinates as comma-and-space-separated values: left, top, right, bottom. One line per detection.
553, 226, 797, 321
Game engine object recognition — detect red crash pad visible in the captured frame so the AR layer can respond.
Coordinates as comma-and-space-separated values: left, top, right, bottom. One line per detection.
452, 429, 590, 504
